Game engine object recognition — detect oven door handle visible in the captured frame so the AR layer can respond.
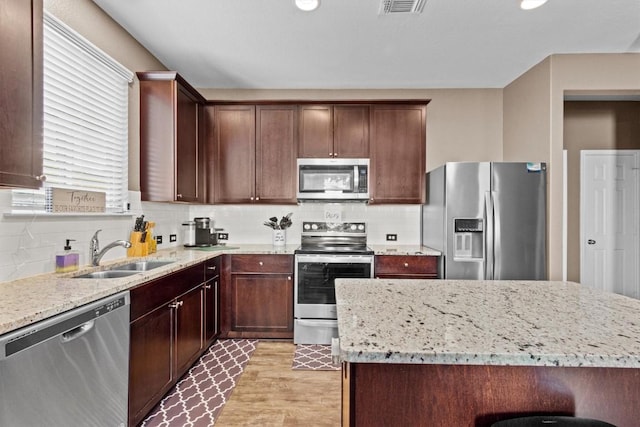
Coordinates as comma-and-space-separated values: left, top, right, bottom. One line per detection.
296, 319, 338, 327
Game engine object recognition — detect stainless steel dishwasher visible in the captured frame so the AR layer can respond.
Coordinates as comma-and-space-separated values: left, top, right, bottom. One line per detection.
0, 291, 130, 427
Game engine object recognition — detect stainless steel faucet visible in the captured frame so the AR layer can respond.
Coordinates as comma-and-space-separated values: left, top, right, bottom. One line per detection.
90, 229, 132, 266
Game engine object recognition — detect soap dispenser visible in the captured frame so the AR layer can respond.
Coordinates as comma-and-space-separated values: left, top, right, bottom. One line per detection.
56, 239, 80, 273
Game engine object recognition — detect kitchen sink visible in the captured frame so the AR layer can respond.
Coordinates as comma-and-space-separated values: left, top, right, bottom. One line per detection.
74, 270, 139, 279
73, 260, 174, 279
113, 261, 174, 271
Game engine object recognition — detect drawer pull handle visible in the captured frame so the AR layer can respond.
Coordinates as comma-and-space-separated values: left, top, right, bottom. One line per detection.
169, 301, 183, 309
207, 266, 217, 271
404, 263, 409, 268
259, 261, 264, 266
204, 284, 211, 289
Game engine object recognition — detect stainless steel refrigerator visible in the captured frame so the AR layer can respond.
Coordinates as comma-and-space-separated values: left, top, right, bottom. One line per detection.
422, 162, 547, 280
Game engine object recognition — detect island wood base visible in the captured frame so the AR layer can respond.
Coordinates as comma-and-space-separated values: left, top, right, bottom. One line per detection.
342, 362, 640, 427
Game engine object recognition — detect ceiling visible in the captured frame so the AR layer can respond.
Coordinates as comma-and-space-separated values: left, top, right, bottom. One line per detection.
91, 0, 640, 90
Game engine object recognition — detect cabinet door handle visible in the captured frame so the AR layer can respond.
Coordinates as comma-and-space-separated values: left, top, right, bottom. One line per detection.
250, 196, 254, 201
176, 193, 183, 199
169, 301, 183, 309
404, 263, 409, 268
256, 196, 260, 201
204, 284, 211, 289
207, 266, 217, 271
259, 261, 264, 266
36, 175, 47, 182
287, 276, 291, 281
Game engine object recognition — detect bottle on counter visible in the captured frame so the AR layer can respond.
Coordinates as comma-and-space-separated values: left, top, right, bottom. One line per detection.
56, 239, 80, 273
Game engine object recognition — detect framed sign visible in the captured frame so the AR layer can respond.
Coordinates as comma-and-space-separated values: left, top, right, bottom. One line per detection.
46, 188, 106, 213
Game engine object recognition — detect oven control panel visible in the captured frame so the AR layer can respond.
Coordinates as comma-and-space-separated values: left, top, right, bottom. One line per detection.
302, 222, 366, 234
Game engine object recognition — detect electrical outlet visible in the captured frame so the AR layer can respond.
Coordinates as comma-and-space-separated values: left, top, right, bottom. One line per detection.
218, 232, 229, 241
156, 235, 163, 244
169, 234, 177, 242
386, 234, 397, 241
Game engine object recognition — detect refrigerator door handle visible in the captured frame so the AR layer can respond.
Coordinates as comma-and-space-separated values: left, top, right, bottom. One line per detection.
484, 191, 494, 280
492, 190, 502, 279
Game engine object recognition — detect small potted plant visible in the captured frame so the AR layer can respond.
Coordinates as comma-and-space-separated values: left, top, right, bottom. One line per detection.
263, 212, 293, 246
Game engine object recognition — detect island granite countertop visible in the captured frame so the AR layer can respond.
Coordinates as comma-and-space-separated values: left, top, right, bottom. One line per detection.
335, 279, 640, 368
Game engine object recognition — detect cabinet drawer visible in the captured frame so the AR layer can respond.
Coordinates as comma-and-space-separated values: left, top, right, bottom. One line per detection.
204, 256, 221, 280
231, 254, 293, 274
130, 263, 204, 321
375, 255, 437, 276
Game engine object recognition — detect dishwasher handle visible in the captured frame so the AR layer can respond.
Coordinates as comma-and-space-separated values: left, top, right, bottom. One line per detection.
61, 320, 95, 343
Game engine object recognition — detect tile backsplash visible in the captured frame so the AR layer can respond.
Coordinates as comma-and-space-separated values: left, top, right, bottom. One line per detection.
0, 189, 420, 282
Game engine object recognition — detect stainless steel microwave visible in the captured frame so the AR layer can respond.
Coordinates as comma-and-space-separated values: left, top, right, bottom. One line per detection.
297, 158, 369, 201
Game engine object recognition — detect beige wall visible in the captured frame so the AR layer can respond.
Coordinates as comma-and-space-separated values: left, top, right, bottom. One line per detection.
564, 101, 640, 282
504, 53, 640, 281
200, 88, 504, 172
44, 0, 167, 191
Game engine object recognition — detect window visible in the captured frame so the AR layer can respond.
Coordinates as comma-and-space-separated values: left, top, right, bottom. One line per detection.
12, 12, 133, 213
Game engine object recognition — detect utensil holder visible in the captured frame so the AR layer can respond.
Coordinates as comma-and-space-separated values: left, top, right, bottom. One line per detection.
127, 231, 149, 257
272, 229, 286, 246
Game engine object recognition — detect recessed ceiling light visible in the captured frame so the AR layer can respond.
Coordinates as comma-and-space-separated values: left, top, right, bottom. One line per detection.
520, 0, 548, 10
295, 0, 320, 12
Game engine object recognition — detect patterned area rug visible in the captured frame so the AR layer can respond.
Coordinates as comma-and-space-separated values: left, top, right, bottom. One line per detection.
292, 344, 341, 371
142, 339, 258, 427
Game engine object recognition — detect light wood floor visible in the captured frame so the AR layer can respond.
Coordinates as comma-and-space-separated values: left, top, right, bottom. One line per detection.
215, 341, 342, 426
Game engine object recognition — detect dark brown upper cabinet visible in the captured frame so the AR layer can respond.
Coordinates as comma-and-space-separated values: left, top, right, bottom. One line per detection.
212, 104, 296, 204
298, 105, 369, 158
369, 104, 426, 204
138, 71, 206, 203
0, 0, 44, 189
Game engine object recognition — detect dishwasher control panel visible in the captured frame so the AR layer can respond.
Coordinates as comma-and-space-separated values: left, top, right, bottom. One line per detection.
97, 295, 127, 315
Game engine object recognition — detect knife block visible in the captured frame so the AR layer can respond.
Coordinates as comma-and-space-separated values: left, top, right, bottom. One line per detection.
127, 231, 149, 257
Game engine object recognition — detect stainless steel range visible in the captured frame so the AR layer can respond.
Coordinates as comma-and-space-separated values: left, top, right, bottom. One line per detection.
294, 221, 374, 344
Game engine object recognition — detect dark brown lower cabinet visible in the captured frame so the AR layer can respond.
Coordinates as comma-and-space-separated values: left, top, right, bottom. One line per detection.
374, 255, 439, 279
174, 285, 204, 376
128, 261, 220, 426
203, 256, 221, 346
342, 362, 640, 427
222, 254, 293, 339
129, 304, 173, 427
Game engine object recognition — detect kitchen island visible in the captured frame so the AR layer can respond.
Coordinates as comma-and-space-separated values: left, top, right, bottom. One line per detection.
336, 279, 640, 427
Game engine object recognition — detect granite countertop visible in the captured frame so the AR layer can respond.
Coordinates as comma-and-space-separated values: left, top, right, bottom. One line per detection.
0, 244, 298, 335
369, 245, 441, 256
336, 279, 640, 368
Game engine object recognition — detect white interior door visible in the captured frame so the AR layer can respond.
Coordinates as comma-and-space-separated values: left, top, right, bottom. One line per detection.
580, 150, 640, 298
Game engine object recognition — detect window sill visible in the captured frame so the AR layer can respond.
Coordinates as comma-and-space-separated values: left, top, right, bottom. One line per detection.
4, 212, 134, 219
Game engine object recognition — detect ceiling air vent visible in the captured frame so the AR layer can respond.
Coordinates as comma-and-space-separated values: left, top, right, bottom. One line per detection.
379, 0, 427, 15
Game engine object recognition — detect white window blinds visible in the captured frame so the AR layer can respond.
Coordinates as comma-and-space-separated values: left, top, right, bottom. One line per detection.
12, 12, 133, 213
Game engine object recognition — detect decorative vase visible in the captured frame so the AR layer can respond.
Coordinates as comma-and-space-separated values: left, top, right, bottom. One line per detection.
273, 229, 286, 246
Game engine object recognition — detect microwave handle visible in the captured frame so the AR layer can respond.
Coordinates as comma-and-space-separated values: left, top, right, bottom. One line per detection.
353, 166, 359, 192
